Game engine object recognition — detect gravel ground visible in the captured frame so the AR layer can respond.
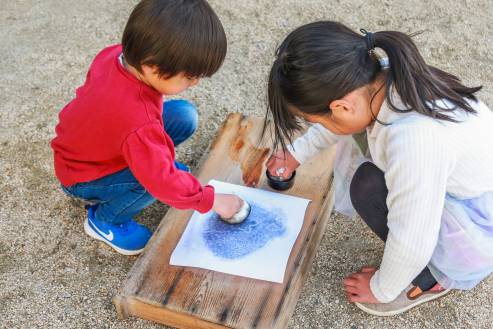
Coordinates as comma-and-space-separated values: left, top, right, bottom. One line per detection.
1, 0, 492, 328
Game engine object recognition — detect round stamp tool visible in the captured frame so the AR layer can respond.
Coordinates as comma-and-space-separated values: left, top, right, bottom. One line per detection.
266, 168, 296, 191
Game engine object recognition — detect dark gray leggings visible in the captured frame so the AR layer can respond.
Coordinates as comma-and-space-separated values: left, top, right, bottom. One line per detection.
350, 162, 437, 291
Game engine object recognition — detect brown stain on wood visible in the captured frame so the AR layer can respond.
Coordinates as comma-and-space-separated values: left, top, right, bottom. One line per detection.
210, 113, 244, 151
230, 139, 245, 162
240, 147, 270, 187
228, 117, 270, 187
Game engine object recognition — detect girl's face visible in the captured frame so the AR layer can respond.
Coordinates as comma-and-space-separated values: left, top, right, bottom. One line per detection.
301, 76, 386, 135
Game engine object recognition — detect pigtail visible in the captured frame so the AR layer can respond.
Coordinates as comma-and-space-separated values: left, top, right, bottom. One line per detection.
263, 59, 303, 151
374, 31, 482, 120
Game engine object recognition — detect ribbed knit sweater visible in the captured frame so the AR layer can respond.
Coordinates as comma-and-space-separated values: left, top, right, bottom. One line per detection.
287, 93, 493, 302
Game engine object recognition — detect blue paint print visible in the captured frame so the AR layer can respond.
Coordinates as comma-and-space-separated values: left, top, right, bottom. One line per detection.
202, 202, 287, 259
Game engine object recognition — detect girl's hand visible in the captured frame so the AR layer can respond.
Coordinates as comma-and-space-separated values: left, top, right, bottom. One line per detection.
266, 149, 300, 179
344, 267, 379, 304
212, 193, 244, 219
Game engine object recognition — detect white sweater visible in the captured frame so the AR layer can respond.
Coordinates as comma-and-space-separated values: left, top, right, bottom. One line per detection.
287, 93, 493, 302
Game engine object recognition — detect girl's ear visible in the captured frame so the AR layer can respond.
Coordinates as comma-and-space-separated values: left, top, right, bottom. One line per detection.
329, 99, 354, 117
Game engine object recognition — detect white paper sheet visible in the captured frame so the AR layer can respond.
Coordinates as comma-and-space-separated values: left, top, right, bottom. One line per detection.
170, 180, 310, 283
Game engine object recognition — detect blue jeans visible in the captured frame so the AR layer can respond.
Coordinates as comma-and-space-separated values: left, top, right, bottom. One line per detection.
62, 100, 198, 225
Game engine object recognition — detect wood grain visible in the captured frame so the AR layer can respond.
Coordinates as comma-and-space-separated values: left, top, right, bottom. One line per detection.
114, 113, 336, 329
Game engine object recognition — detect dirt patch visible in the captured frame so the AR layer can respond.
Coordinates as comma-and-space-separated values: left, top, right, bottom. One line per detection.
0, 241, 12, 275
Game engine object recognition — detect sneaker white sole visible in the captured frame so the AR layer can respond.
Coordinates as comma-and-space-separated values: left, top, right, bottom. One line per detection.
355, 289, 451, 317
84, 218, 145, 256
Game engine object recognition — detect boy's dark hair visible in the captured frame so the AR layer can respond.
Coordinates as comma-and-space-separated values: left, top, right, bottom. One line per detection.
122, 0, 227, 78
265, 21, 482, 150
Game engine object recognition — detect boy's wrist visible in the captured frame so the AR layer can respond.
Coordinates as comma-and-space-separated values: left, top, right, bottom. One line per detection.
196, 185, 215, 214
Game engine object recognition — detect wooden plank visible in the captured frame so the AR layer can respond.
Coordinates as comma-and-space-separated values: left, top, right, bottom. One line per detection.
114, 113, 336, 329
114, 296, 230, 329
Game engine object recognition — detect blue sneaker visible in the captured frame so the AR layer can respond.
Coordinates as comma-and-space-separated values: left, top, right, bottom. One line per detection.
84, 205, 152, 256
174, 160, 190, 172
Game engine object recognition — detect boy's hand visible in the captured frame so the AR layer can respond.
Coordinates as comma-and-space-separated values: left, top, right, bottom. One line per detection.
266, 149, 300, 179
344, 267, 379, 304
212, 193, 244, 219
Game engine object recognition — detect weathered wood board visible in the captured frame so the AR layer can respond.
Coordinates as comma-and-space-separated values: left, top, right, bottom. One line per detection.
114, 113, 336, 329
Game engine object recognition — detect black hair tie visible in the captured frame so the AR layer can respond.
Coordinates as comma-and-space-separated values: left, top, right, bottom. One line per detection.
360, 28, 376, 52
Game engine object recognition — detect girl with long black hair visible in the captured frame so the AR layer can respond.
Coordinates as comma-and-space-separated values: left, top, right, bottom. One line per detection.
264, 21, 493, 316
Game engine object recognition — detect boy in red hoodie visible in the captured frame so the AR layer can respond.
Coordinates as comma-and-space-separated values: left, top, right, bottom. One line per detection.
51, 0, 243, 255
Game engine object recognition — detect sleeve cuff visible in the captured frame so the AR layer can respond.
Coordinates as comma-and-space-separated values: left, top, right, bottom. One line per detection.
370, 270, 397, 303
286, 143, 308, 165
195, 185, 215, 213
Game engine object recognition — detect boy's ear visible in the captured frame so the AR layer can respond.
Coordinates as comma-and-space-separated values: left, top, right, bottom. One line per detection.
141, 64, 159, 76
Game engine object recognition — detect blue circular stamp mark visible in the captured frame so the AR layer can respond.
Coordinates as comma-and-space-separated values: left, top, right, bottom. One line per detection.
202, 202, 287, 259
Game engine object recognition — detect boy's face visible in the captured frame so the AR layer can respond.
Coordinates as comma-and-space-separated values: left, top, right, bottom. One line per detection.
141, 65, 200, 95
